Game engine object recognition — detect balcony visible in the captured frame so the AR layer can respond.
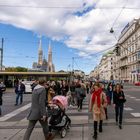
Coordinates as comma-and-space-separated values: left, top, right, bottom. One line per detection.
119, 64, 128, 69
120, 55, 128, 60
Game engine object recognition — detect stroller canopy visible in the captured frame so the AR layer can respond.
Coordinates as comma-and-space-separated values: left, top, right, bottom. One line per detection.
52, 95, 68, 110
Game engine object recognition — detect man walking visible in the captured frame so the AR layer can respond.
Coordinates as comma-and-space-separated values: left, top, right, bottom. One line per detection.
15, 81, 25, 106
0, 81, 5, 116
23, 79, 54, 140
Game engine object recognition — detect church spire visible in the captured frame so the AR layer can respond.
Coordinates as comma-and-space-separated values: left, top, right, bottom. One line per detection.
48, 41, 52, 53
48, 41, 55, 72
48, 41, 52, 64
38, 37, 42, 51
38, 37, 43, 65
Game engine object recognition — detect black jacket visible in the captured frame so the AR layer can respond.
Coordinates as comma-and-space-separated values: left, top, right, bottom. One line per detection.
0, 87, 4, 105
15, 83, 25, 93
113, 91, 125, 106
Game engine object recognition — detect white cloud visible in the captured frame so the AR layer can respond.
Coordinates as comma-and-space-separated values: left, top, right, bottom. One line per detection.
0, 0, 140, 63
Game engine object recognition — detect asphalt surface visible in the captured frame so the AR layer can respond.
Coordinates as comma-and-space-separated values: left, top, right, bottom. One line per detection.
0, 85, 140, 140
1, 85, 140, 122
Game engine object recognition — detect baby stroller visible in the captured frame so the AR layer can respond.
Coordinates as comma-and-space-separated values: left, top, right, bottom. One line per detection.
48, 95, 71, 138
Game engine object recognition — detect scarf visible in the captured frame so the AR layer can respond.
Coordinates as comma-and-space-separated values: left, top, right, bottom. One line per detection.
92, 88, 102, 108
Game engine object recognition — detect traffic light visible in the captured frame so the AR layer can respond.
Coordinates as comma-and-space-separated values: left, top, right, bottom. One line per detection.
115, 46, 120, 56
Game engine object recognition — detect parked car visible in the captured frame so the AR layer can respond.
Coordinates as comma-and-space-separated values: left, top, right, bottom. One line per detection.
134, 82, 140, 86
22, 81, 33, 94
0, 82, 6, 92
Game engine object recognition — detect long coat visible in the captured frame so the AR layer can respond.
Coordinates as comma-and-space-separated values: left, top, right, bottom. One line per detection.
90, 92, 107, 121
27, 85, 47, 120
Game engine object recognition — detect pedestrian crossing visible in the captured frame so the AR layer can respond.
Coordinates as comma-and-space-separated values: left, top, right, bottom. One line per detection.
0, 97, 89, 126
0, 103, 31, 122
0, 94, 140, 123
124, 93, 140, 118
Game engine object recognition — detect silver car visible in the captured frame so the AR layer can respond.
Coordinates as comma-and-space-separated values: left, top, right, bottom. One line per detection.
22, 81, 33, 94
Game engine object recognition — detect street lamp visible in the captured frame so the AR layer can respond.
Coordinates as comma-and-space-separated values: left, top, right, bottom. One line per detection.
110, 27, 114, 33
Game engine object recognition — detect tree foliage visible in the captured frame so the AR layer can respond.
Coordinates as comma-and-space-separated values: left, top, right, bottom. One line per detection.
5, 66, 28, 72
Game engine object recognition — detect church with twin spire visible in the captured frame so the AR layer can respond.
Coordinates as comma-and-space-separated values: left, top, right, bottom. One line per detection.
32, 38, 55, 72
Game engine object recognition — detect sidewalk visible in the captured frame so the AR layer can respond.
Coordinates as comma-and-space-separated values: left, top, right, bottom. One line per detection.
0, 120, 140, 140
88, 124, 140, 140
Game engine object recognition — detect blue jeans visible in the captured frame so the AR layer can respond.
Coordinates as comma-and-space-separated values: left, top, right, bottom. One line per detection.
0, 106, 2, 115
16, 92, 23, 105
115, 104, 124, 125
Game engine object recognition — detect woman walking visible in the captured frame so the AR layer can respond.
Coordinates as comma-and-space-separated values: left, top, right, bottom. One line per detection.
89, 82, 107, 139
101, 83, 108, 120
107, 82, 113, 105
75, 83, 85, 111
113, 84, 126, 129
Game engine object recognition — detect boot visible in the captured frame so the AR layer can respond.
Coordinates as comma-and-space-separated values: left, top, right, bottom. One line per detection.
99, 120, 103, 132
93, 131, 97, 139
104, 108, 108, 120
93, 121, 98, 139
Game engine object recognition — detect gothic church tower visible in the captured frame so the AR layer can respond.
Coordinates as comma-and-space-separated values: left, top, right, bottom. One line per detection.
48, 42, 55, 72
38, 38, 43, 65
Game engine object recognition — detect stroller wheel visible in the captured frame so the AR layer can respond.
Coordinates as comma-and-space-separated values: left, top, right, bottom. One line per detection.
60, 128, 67, 138
67, 121, 71, 129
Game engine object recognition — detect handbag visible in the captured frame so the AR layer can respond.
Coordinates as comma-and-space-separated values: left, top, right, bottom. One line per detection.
121, 98, 126, 103
120, 92, 126, 103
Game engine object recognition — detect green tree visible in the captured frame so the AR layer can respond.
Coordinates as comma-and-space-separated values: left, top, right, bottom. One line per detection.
5, 66, 27, 72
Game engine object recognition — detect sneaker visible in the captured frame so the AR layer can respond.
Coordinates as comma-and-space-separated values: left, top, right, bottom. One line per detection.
15, 104, 18, 106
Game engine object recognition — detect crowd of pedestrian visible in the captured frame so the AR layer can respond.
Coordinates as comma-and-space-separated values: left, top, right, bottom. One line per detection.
0, 78, 127, 140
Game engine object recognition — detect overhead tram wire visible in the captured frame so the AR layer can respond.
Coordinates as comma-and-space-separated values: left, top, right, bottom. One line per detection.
0, 4, 81, 9
111, 30, 140, 55
0, 4, 139, 10
111, 0, 129, 29
5, 34, 140, 61
74, 59, 81, 71
99, 0, 136, 55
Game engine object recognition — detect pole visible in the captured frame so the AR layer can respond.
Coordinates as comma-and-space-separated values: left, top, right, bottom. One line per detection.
72, 57, 74, 81
0, 38, 4, 71
72, 57, 74, 72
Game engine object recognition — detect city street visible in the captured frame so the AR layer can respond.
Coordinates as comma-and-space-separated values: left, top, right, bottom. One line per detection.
0, 85, 140, 140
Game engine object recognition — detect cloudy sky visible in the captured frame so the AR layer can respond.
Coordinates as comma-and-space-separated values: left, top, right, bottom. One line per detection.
0, 0, 140, 74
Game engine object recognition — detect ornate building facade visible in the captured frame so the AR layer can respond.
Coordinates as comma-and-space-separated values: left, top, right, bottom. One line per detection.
32, 38, 55, 72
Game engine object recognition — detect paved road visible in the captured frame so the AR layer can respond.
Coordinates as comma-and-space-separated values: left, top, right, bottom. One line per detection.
1, 86, 140, 122
0, 85, 140, 140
